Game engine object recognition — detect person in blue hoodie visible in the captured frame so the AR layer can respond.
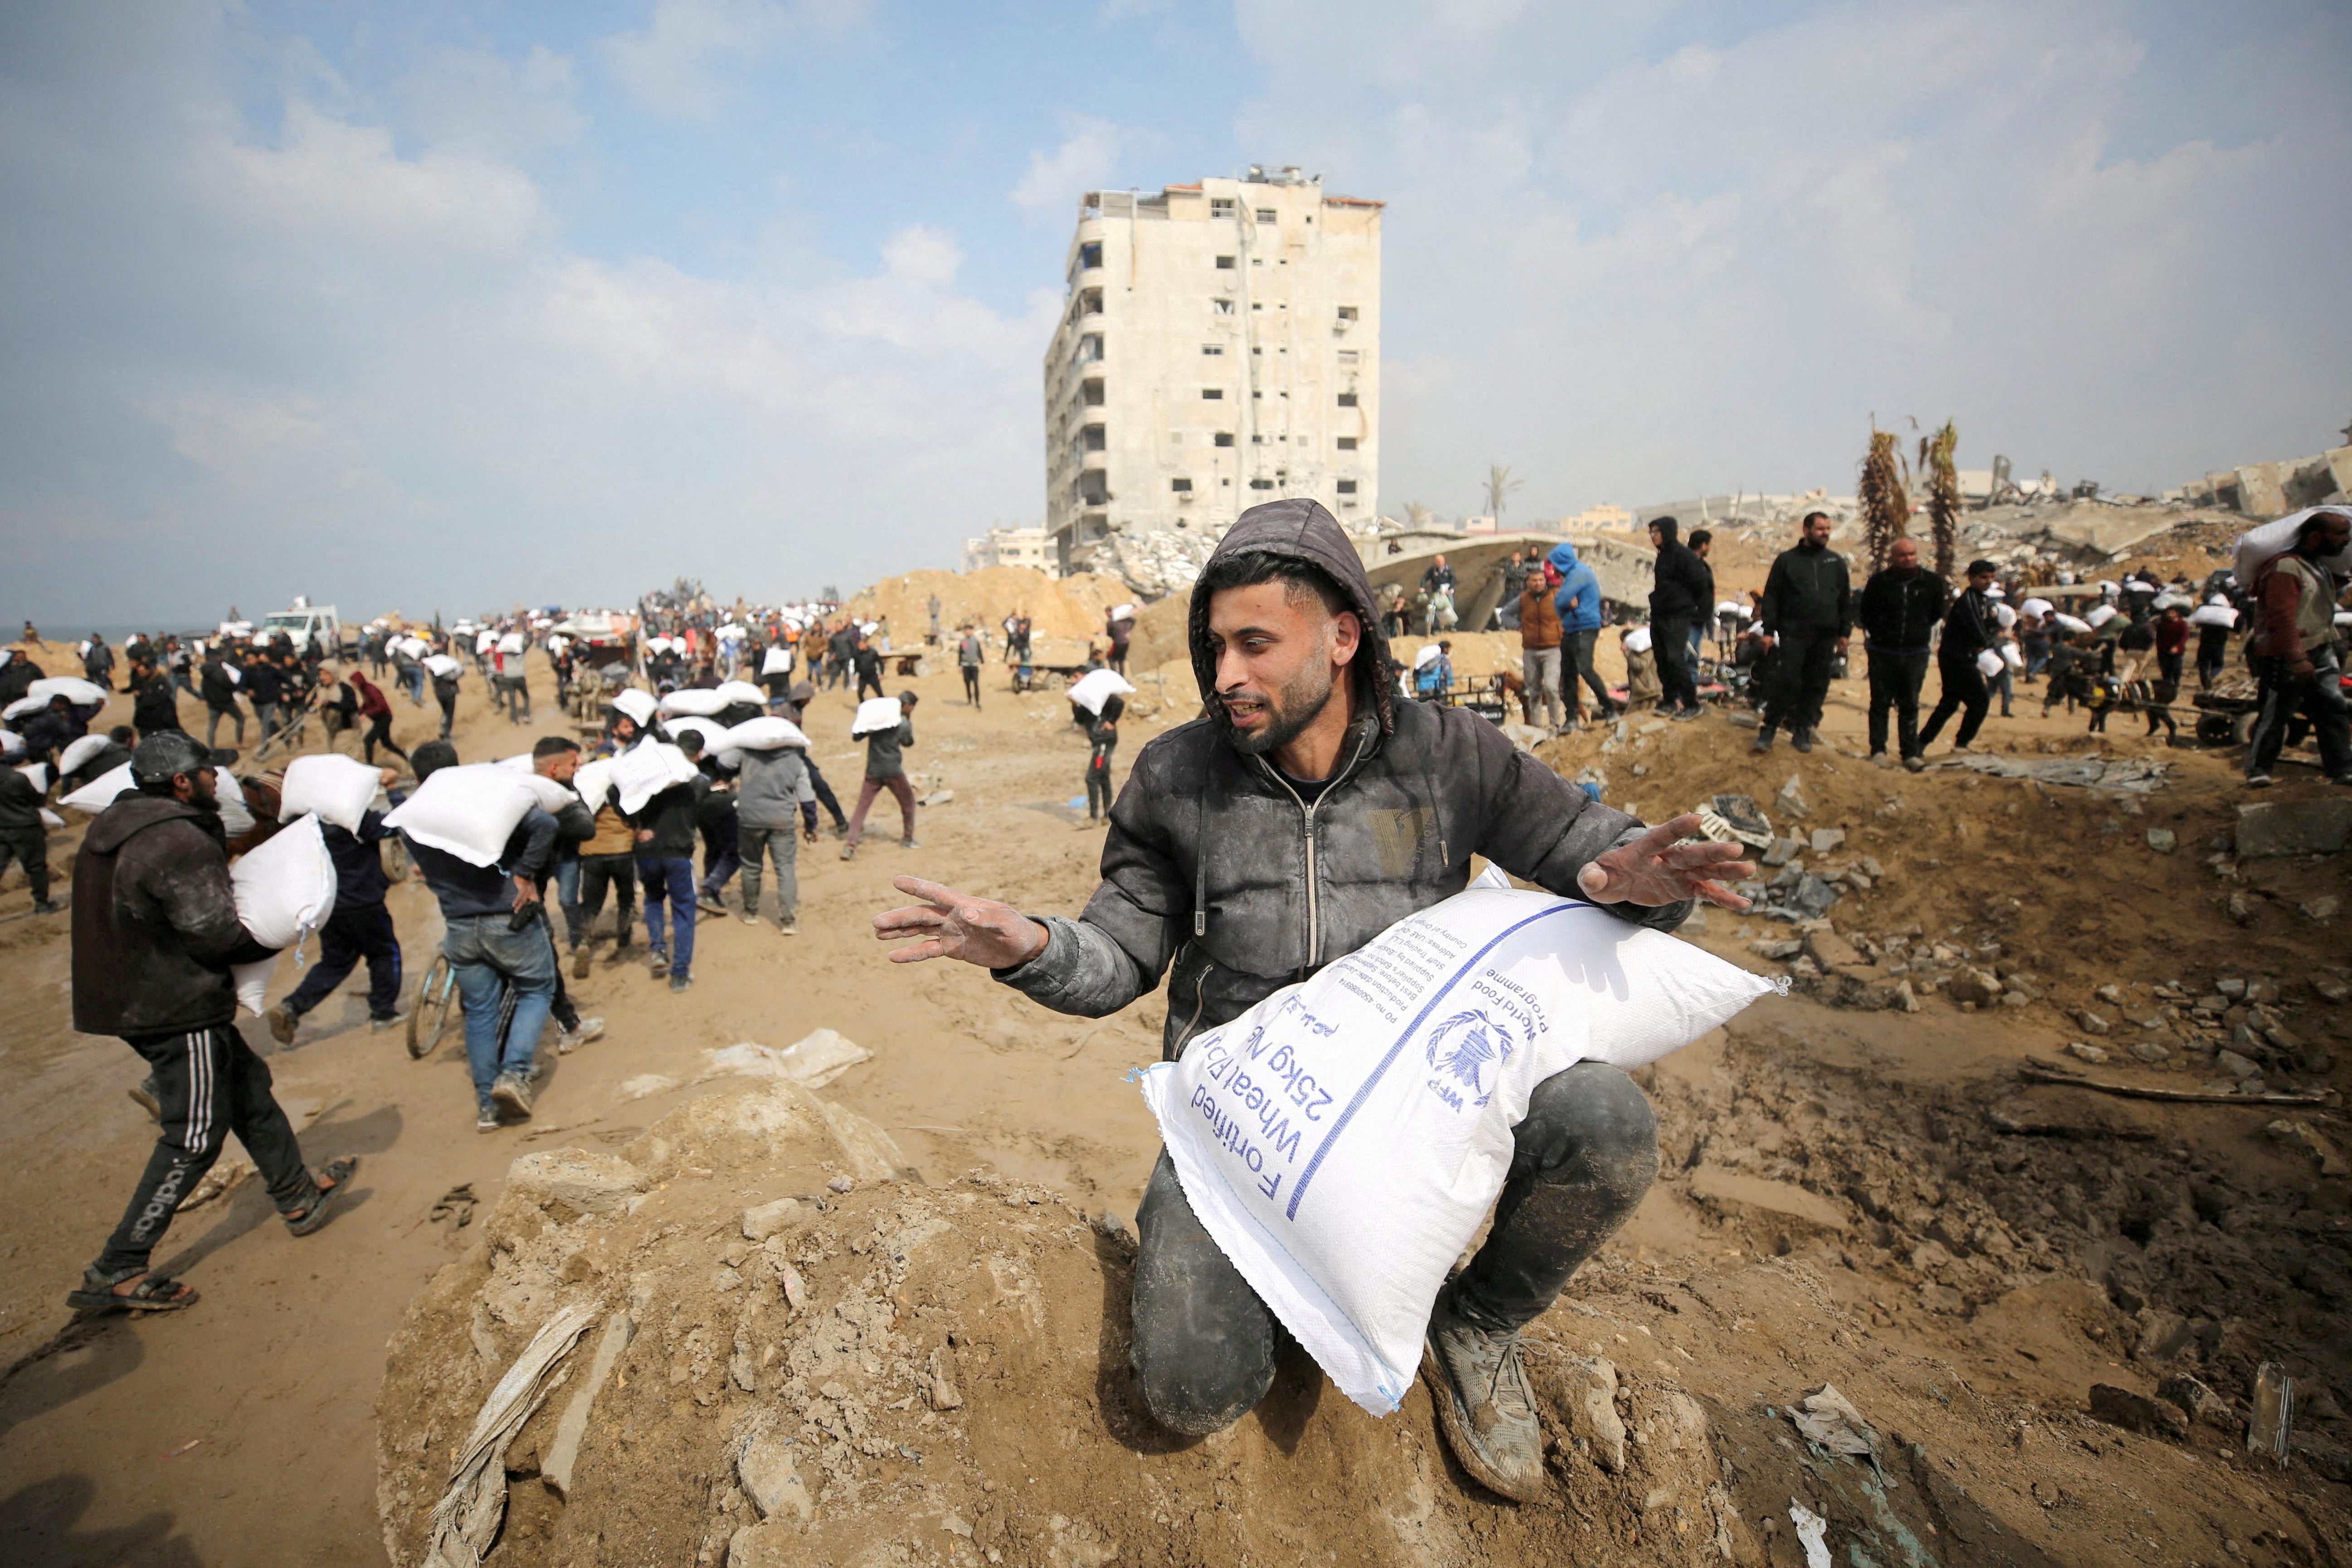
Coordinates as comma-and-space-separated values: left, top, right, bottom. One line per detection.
1548, 541, 1618, 722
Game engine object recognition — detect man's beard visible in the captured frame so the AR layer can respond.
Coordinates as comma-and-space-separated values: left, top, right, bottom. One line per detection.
1221, 658, 1339, 758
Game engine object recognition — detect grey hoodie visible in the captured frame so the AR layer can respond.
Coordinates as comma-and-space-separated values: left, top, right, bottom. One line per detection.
998, 498, 1687, 1059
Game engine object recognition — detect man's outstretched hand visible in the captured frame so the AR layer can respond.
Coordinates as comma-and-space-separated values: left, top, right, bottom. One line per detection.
1576, 813, 1756, 912
875, 876, 1050, 968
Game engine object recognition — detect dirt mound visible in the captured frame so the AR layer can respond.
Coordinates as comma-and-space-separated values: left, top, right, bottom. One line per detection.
847, 568, 1132, 644
386, 1076, 1998, 1568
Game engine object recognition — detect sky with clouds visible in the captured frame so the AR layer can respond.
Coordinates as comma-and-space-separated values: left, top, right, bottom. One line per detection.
4, 0, 2347, 626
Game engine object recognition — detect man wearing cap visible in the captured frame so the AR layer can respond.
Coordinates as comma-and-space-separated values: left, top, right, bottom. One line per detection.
68, 733, 354, 1313
2245, 508, 2352, 788
1919, 559, 2002, 755
871, 498, 1751, 1504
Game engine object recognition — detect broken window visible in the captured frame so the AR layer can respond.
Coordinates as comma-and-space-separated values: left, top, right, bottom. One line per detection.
1337, 306, 1358, 322
1210, 198, 1235, 218
1079, 474, 1110, 505
1079, 288, 1103, 316
1081, 425, 1105, 452
1336, 392, 1357, 407
1212, 299, 1234, 315
1216, 255, 1236, 269
1171, 478, 1193, 493
1214, 432, 1234, 447
1337, 436, 1358, 450
1077, 334, 1104, 363
1081, 378, 1104, 407
1201, 388, 1224, 400
1337, 480, 1358, 495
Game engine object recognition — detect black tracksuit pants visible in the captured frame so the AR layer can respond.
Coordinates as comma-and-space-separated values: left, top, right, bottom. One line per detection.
1920, 650, 1991, 749
1651, 615, 1697, 710
93, 1026, 315, 1281
1866, 648, 1930, 758
0, 828, 48, 902
281, 901, 403, 1021
1765, 628, 1840, 735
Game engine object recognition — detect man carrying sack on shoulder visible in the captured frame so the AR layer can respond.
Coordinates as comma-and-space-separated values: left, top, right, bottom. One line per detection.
870, 500, 1751, 1502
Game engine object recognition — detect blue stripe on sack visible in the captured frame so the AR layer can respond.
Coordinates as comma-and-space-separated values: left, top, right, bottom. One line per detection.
1285, 901, 1580, 1222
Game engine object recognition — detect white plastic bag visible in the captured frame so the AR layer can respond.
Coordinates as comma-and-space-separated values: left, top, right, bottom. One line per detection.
230, 813, 338, 953
1135, 887, 1772, 1414
1974, 648, 2005, 678
722, 716, 810, 752
280, 753, 383, 834
61, 762, 136, 812
761, 646, 794, 676
850, 697, 902, 737
2002, 641, 2025, 670
1068, 668, 1137, 716
657, 687, 729, 717
383, 763, 544, 867
610, 741, 699, 815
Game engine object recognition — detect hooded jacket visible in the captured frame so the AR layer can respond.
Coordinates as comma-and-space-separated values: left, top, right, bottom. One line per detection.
997, 498, 1686, 1060
1548, 542, 1605, 634
73, 793, 274, 1037
1646, 519, 1712, 622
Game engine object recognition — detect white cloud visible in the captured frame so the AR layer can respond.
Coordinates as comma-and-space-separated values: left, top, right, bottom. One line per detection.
1011, 116, 1128, 214
602, 0, 871, 121
220, 101, 544, 252
402, 44, 587, 159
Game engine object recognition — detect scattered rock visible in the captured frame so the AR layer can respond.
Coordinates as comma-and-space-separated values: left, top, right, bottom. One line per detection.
2146, 828, 2177, 854
1947, 969, 2003, 1007
1537, 1355, 1626, 1473
2131, 1041, 2172, 1065
2314, 977, 2350, 1003
2269, 1120, 2350, 1177
2216, 978, 2247, 999
1803, 929, 1863, 970
2134, 1310, 2195, 1363
2090, 1383, 2188, 1438
1750, 938, 1803, 960
1775, 773, 1811, 821
2156, 1374, 2232, 1430
2227, 891, 2256, 925
2216, 1049, 2262, 1080
504, 1150, 650, 1218
2066, 1042, 2110, 1065
736, 1430, 815, 1522
1809, 827, 1847, 854
1762, 836, 1802, 868
827, 1174, 856, 1194
2079, 1010, 2111, 1036
2236, 799, 2352, 859
2301, 895, 2340, 922
741, 1197, 811, 1242
1788, 874, 1843, 920
2094, 983, 2122, 1005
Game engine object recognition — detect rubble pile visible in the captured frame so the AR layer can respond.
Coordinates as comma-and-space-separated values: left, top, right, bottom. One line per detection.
1063, 518, 1228, 601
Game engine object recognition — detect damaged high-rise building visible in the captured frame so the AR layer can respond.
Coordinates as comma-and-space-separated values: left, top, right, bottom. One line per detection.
1042, 166, 1382, 595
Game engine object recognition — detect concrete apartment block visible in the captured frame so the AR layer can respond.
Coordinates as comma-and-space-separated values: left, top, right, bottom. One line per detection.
963, 525, 1057, 576
1042, 166, 1382, 594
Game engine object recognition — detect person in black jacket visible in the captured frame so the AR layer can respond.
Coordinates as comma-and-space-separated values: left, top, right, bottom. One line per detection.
1081, 693, 1123, 825
1753, 511, 1853, 754
243, 652, 286, 745
268, 765, 407, 1041
1645, 516, 1711, 719
0, 740, 58, 913
0, 646, 41, 707
19, 693, 89, 767
1919, 560, 2002, 754
68, 731, 354, 1314
1854, 537, 1948, 770
199, 648, 245, 749
128, 657, 183, 739
630, 736, 709, 992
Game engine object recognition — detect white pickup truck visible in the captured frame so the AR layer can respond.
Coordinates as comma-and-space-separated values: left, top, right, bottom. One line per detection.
258, 603, 357, 656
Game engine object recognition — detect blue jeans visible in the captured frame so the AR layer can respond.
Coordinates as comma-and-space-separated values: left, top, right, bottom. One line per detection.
442, 912, 558, 1113
638, 856, 697, 977
553, 857, 583, 948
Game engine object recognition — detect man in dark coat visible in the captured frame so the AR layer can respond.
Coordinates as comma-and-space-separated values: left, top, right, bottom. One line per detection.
870, 499, 1751, 1503
68, 732, 353, 1314
1854, 537, 1947, 770
1645, 516, 1712, 719
1754, 509, 1855, 754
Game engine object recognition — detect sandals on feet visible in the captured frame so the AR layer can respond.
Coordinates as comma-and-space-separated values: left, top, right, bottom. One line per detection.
284, 1157, 359, 1237
67, 1273, 200, 1314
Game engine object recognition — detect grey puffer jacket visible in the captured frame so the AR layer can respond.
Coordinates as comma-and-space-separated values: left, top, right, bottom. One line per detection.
997, 498, 1688, 1059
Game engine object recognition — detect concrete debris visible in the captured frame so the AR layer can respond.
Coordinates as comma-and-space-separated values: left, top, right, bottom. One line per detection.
742, 1197, 813, 1242
2066, 1043, 2110, 1065
736, 1430, 816, 1522
1809, 828, 1847, 855
2249, 1363, 2295, 1467
699, 1029, 873, 1091
2078, 1010, 2110, 1035
2268, 1120, 2349, 1177
423, 1302, 599, 1568
1938, 753, 2171, 793
541, 1313, 635, 1502
1775, 774, 1811, 821
1786, 1384, 1879, 1458
2236, 799, 2352, 859
2146, 829, 2177, 855
505, 1151, 650, 1219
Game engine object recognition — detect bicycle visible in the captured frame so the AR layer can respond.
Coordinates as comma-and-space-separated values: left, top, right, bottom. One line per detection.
408, 952, 461, 1060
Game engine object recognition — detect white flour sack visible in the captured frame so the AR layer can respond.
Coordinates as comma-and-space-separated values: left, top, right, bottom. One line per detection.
1135, 886, 1774, 1415
279, 753, 383, 834
382, 764, 542, 866
231, 812, 339, 963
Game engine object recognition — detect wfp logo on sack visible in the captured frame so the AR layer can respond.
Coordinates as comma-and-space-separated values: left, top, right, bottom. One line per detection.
1422, 1009, 1515, 1111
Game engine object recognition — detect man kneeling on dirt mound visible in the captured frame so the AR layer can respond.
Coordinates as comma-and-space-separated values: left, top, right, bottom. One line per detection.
874, 499, 1752, 1501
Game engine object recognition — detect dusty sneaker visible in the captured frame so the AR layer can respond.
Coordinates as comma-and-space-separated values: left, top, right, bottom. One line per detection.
648, 946, 669, 979
490, 1072, 533, 1120
1422, 1286, 1545, 1503
571, 945, 592, 980
556, 1017, 605, 1055
778, 920, 799, 936
369, 1012, 407, 1033
266, 1002, 298, 1046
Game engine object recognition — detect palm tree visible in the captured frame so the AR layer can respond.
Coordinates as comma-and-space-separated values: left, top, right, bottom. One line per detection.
1404, 499, 1435, 531
1482, 463, 1523, 528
